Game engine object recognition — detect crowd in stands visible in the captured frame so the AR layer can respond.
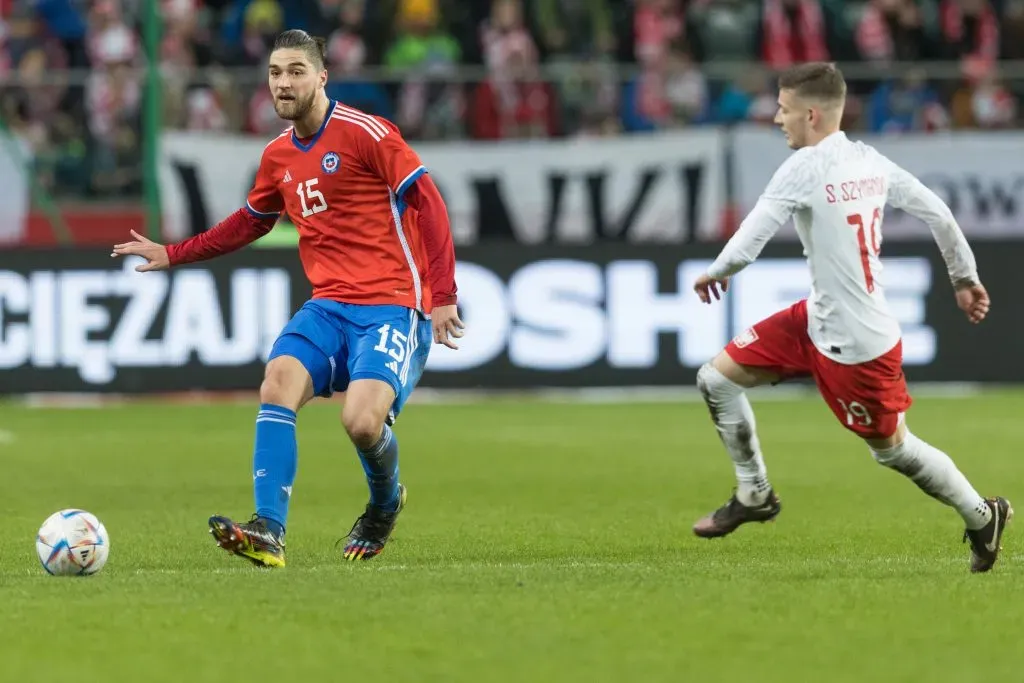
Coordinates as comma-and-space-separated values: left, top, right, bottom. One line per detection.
3, 0, 1024, 199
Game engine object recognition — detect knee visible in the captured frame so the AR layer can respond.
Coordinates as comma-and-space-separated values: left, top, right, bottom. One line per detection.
870, 438, 909, 469
697, 361, 738, 405
868, 423, 910, 467
260, 357, 311, 410
342, 408, 385, 450
696, 362, 715, 398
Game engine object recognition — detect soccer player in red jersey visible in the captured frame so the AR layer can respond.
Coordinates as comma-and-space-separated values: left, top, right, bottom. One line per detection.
112, 30, 464, 567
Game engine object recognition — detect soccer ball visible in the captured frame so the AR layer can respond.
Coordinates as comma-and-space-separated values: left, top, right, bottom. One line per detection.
36, 509, 110, 576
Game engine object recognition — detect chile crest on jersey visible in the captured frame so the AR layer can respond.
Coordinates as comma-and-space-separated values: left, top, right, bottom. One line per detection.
321, 151, 341, 175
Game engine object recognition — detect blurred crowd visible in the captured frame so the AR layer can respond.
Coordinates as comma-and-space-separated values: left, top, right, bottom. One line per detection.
4, 0, 1024, 199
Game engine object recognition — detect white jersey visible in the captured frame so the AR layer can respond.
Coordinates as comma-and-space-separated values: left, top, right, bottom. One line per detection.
707, 131, 978, 365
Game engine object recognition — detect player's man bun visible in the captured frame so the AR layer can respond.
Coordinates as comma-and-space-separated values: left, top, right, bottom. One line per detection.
778, 62, 847, 104
272, 29, 328, 70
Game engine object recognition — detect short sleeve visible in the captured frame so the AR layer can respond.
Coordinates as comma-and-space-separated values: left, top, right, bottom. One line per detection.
349, 115, 426, 198
245, 147, 285, 218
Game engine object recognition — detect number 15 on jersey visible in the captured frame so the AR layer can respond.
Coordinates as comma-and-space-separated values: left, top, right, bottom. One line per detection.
297, 178, 328, 218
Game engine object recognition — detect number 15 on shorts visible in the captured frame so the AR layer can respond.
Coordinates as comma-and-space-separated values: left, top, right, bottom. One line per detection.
374, 324, 407, 374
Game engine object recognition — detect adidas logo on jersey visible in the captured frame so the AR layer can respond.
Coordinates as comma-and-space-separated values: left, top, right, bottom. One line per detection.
283, 169, 292, 183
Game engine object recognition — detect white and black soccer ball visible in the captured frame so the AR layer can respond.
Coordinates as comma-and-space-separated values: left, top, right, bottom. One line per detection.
36, 509, 110, 576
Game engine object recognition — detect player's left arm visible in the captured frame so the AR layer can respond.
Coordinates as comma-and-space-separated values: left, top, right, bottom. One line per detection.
404, 174, 465, 348
885, 160, 978, 284
697, 149, 816, 303
354, 118, 464, 347
885, 159, 988, 323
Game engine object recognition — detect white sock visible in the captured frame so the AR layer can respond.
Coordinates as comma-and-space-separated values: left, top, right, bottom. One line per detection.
871, 430, 991, 529
696, 363, 771, 506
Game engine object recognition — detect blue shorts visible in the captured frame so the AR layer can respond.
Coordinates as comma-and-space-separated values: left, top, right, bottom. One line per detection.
267, 300, 432, 423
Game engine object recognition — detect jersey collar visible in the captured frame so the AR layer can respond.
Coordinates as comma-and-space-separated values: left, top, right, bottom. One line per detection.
291, 99, 337, 153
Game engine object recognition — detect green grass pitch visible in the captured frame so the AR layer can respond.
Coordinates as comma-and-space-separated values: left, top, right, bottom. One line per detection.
2, 389, 1022, 682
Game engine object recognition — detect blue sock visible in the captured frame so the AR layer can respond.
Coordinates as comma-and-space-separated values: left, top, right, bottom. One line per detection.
253, 403, 297, 537
356, 425, 400, 512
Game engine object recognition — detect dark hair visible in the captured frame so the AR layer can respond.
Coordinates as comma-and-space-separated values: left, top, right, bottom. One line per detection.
777, 62, 846, 103
272, 29, 327, 70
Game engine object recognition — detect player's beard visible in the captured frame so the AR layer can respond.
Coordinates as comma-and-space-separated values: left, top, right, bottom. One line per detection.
275, 90, 316, 121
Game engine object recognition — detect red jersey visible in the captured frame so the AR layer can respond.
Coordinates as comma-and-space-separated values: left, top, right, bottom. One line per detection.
247, 101, 436, 313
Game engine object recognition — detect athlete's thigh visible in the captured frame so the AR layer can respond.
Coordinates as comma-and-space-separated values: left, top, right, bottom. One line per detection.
267, 300, 347, 398
724, 299, 814, 379
811, 341, 913, 439
336, 303, 431, 423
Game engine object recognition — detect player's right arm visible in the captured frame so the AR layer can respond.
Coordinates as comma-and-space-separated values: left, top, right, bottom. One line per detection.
884, 158, 989, 323
696, 148, 817, 302
111, 149, 282, 271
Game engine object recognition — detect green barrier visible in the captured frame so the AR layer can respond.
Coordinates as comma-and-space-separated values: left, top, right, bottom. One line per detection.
252, 221, 301, 248
0, 116, 73, 245
142, 0, 162, 240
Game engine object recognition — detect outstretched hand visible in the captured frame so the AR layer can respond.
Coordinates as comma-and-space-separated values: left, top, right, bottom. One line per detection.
111, 230, 170, 272
955, 281, 990, 324
693, 274, 729, 304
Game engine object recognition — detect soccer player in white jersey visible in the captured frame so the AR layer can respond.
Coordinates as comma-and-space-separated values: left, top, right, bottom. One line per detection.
690, 62, 1011, 573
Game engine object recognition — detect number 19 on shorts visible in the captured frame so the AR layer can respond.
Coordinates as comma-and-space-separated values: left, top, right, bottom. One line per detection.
837, 398, 872, 427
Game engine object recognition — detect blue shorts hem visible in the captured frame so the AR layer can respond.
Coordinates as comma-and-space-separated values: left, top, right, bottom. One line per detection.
267, 333, 336, 398
348, 370, 402, 399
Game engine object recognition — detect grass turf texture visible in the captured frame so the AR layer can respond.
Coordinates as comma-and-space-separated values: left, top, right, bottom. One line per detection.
1, 391, 1021, 682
